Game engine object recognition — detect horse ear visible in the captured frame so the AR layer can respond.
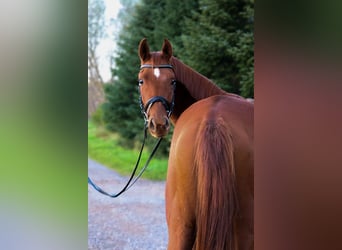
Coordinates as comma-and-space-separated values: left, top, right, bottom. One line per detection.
161, 39, 173, 60
139, 38, 151, 61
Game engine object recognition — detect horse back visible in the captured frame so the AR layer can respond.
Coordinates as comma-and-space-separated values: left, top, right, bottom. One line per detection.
174, 94, 253, 164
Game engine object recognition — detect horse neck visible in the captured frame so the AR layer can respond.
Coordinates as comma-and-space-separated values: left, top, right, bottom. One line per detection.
171, 57, 226, 99
170, 81, 196, 124
170, 57, 227, 123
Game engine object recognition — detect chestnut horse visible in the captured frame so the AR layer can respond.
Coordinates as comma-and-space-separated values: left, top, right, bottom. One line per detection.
138, 39, 253, 250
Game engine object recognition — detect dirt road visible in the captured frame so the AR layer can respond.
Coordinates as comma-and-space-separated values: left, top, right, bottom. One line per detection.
88, 159, 168, 250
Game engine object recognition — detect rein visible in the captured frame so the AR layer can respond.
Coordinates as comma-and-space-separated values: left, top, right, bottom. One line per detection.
88, 128, 162, 198
88, 64, 175, 198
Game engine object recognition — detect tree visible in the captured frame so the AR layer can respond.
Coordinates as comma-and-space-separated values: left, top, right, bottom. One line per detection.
88, 0, 106, 116
88, 0, 105, 84
180, 0, 254, 97
154, 0, 199, 57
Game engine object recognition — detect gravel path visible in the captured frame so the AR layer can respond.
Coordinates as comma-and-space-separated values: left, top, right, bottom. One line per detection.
88, 159, 168, 250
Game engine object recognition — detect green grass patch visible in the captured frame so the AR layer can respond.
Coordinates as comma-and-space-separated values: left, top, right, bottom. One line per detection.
88, 122, 168, 180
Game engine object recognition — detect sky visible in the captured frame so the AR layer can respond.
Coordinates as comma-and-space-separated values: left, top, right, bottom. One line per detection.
96, 0, 122, 82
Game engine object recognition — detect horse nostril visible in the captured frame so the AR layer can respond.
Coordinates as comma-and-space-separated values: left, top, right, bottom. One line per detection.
164, 118, 170, 129
148, 118, 170, 136
149, 118, 156, 131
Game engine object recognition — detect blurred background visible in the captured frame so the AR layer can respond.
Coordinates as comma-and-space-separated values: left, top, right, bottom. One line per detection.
0, 0, 87, 249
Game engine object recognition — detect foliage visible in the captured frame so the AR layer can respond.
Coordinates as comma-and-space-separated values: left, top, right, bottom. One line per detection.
180, 0, 254, 97
88, 0, 106, 83
90, 104, 104, 126
102, 0, 254, 156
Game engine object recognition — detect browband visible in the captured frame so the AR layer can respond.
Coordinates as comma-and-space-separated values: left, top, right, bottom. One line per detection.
140, 64, 173, 69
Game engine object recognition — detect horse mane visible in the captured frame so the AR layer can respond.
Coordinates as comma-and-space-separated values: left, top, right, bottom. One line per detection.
170, 56, 227, 99
170, 57, 242, 122
172, 81, 197, 121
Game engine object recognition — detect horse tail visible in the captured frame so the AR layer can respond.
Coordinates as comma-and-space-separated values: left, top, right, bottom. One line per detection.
194, 118, 238, 250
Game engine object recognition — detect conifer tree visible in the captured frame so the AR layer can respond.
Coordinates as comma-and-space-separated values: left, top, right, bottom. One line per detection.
181, 0, 254, 97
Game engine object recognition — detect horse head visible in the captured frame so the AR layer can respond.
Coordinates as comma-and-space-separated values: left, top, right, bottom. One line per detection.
138, 38, 176, 138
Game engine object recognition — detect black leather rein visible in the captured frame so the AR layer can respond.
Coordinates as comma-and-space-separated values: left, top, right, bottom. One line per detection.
88, 128, 162, 198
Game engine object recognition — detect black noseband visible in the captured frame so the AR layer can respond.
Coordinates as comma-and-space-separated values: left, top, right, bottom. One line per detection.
139, 80, 176, 124
144, 96, 172, 114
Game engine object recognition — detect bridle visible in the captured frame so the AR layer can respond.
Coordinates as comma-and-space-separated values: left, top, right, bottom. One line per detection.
88, 64, 176, 198
138, 64, 176, 126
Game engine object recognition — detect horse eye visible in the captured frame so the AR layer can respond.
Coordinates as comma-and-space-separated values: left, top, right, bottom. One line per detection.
171, 79, 176, 85
138, 79, 143, 85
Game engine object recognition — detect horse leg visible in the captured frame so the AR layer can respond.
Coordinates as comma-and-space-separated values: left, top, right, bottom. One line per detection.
165, 158, 196, 250
166, 194, 195, 250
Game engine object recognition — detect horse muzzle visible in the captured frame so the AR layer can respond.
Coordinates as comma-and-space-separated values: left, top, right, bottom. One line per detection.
148, 116, 170, 138
140, 95, 173, 138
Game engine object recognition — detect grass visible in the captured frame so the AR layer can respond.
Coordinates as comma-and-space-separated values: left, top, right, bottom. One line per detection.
88, 121, 168, 180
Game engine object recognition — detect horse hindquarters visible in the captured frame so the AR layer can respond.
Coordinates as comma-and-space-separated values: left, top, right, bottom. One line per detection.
166, 117, 239, 250
194, 118, 238, 250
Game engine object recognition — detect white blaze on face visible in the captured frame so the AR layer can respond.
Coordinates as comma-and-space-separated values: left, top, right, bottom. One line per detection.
154, 68, 160, 78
